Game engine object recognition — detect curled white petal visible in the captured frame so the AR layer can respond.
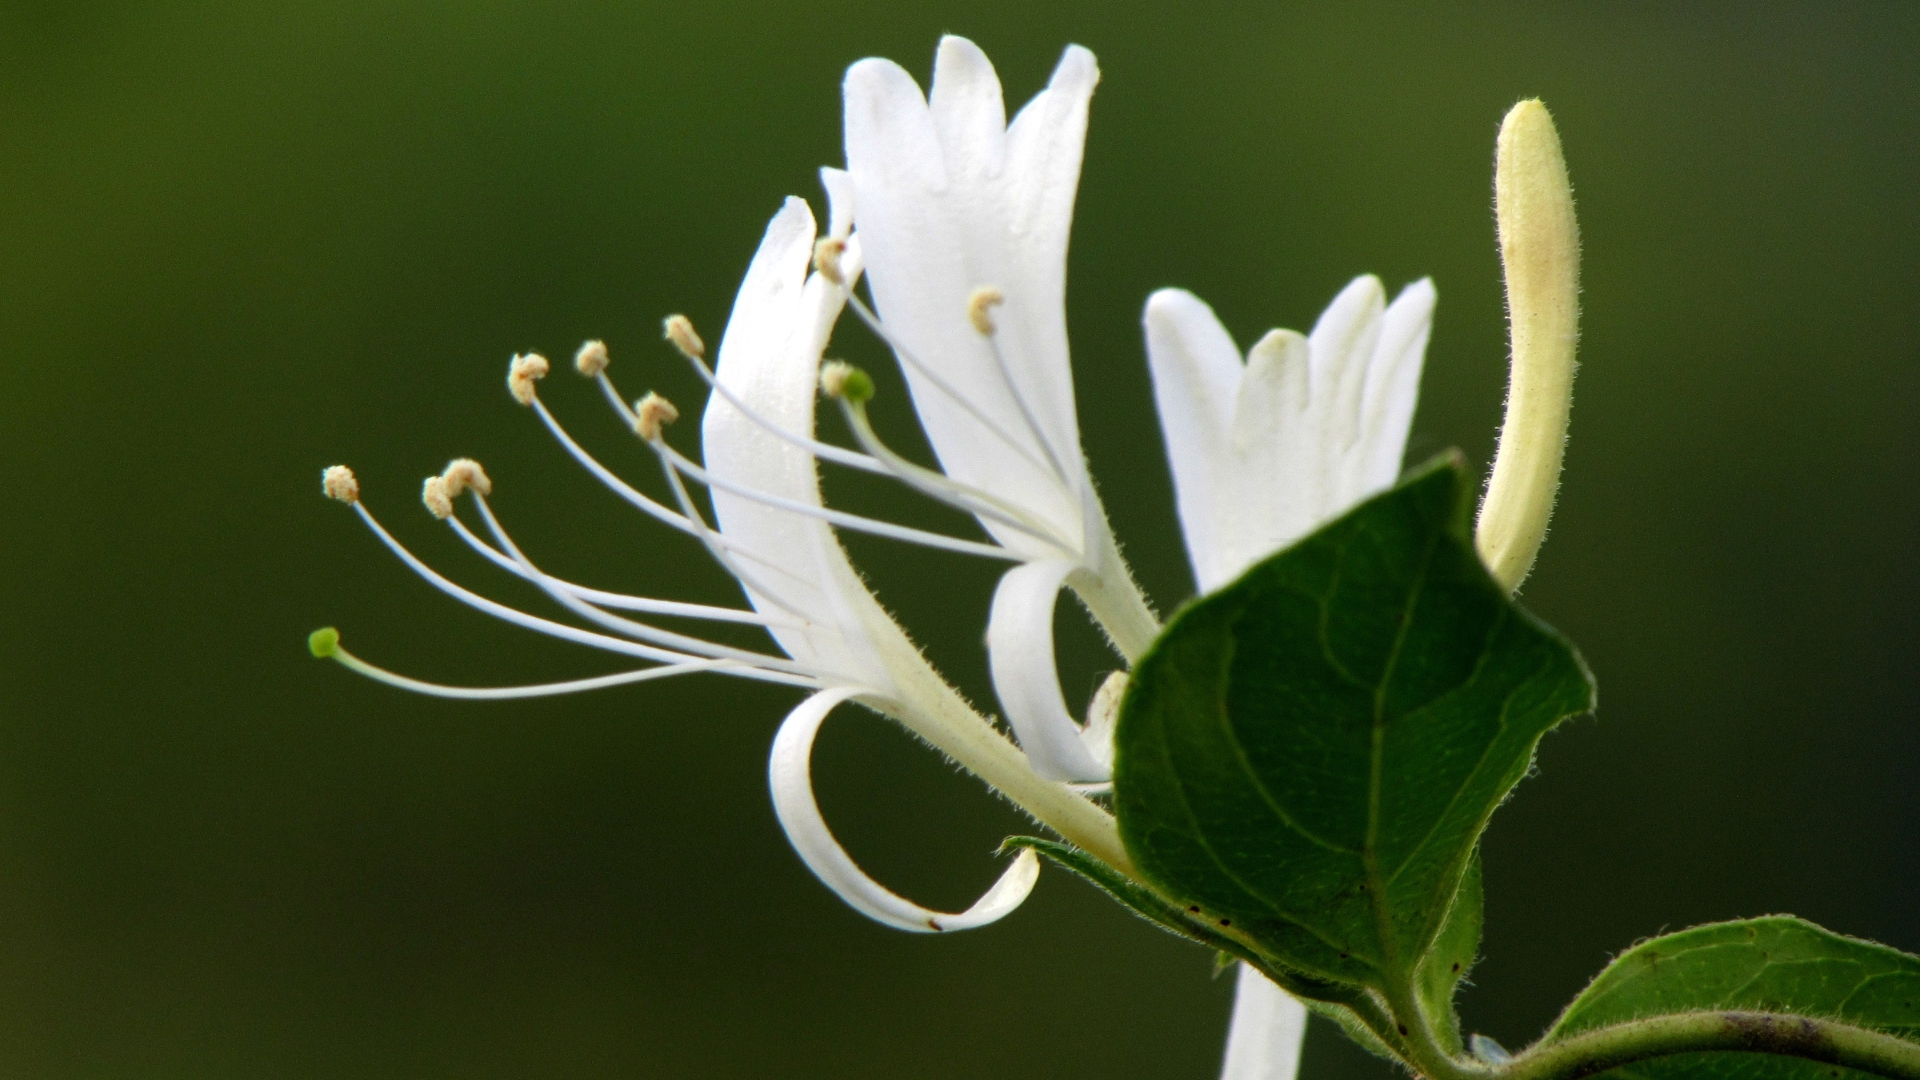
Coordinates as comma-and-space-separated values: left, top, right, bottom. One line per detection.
769, 687, 1041, 933
986, 560, 1112, 782
1220, 964, 1309, 1080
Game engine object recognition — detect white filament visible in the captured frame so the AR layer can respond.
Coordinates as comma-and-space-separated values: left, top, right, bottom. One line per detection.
331, 646, 736, 700
464, 493, 816, 675
349, 500, 819, 689
442, 511, 789, 628
655, 440, 1019, 563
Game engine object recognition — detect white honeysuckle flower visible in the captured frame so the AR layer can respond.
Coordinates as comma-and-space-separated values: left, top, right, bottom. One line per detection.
1144, 275, 1436, 1080
830, 36, 1158, 785
1145, 274, 1437, 594
316, 187, 1134, 936
309, 34, 1582, 1080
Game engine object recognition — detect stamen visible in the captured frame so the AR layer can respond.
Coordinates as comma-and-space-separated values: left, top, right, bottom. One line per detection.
441, 458, 492, 498
966, 286, 1004, 336
819, 367, 1076, 553
311, 626, 742, 700
836, 287, 1071, 494
653, 439, 1021, 563
634, 392, 680, 441
646, 429, 815, 621
442, 510, 796, 628
574, 339, 609, 377
461, 490, 819, 674
508, 353, 550, 406
422, 475, 453, 520
813, 238, 848, 286
338, 494, 815, 687
525, 397, 697, 535
669, 344, 889, 476
322, 465, 359, 504
968, 290, 1076, 487
523, 396, 810, 585
662, 314, 705, 360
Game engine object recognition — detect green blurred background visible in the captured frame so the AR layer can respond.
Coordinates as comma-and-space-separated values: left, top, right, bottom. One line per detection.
2, 1, 1916, 1077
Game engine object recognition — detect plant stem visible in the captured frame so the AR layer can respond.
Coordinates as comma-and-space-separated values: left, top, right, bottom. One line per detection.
1380, 984, 1488, 1080
1502, 1012, 1920, 1080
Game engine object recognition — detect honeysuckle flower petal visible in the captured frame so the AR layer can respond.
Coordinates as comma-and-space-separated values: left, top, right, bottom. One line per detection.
842, 37, 1097, 561
698, 189, 1133, 898
1220, 965, 1309, 1080
769, 686, 1042, 932
986, 560, 1114, 783
1145, 275, 1436, 593
701, 196, 907, 692
837, 36, 1157, 805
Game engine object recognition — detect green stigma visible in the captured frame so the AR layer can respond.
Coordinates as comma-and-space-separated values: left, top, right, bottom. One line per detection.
839, 366, 875, 404
308, 626, 341, 658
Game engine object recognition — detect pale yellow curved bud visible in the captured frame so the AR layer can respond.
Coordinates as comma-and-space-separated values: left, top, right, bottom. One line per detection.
1478, 99, 1580, 593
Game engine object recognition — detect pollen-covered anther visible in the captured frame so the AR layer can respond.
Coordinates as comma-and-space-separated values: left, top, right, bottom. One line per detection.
634, 392, 681, 441
440, 458, 492, 499
421, 475, 453, 520
322, 465, 360, 503
574, 339, 609, 377
819, 360, 874, 404
813, 238, 847, 286
662, 315, 705, 360
967, 286, 1005, 336
507, 353, 550, 406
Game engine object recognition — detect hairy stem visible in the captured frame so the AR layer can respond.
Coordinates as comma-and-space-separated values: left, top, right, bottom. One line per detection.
1503, 1012, 1920, 1080
1379, 984, 1486, 1080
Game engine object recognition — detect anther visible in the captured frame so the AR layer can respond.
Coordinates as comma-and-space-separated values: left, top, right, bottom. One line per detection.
813, 238, 847, 286
635, 392, 680, 441
662, 315, 704, 360
322, 465, 360, 503
440, 458, 493, 499
967, 286, 1005, 336
508, 353, 550, 406
819, 360, 874, 404
422, 475, 454, 520
574, 339, 609, 377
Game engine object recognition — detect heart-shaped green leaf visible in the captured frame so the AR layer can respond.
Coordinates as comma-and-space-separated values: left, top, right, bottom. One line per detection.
1113, 454, 1592, 997
1545, 916, 1920, 1080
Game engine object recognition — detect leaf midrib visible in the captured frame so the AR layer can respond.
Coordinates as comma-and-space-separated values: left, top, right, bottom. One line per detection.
1360, 520, 1441, 985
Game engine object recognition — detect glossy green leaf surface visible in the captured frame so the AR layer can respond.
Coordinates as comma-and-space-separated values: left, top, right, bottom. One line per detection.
1548, 916, 1920, 1080
1112, 455, 1593, 991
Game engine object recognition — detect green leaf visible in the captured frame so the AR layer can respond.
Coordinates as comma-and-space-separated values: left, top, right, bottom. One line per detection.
1416, 853, 1483, 1054
1112, 454, 1593, 995
1546, 916, 1920, 1080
